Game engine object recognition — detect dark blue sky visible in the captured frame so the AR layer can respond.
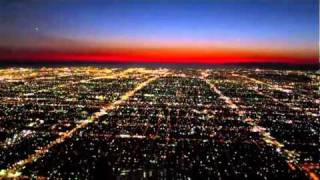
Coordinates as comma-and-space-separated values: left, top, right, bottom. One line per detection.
0, 0, 318, 64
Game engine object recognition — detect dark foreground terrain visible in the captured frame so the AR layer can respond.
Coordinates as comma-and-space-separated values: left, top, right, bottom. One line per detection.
0, 67, 319, 179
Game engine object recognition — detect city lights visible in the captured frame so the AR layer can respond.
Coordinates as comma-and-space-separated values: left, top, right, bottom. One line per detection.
0, 67, 318, 179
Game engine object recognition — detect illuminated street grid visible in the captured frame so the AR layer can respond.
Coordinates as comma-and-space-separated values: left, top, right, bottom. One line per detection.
0, 68, 319, 179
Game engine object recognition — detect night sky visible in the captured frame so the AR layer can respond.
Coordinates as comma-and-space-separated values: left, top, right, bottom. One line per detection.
0, 0, 318, 64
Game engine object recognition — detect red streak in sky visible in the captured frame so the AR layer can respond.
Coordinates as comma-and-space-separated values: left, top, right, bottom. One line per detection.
0, 48, 317, 64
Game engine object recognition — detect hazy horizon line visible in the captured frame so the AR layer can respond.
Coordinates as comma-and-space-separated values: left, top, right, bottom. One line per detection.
0, 60, 318, 71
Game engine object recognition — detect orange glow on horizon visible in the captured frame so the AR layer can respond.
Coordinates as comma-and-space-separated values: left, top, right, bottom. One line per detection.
0, 46, 317, 64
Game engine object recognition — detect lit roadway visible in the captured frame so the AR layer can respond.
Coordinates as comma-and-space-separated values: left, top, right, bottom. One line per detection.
201, 72, 319, 180
0, 69, 169, 178
231, 73, 318, 113
231, 73, 319, 135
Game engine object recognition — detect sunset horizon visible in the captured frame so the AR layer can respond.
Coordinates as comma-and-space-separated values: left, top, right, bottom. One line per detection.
0, 0, 318, 65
